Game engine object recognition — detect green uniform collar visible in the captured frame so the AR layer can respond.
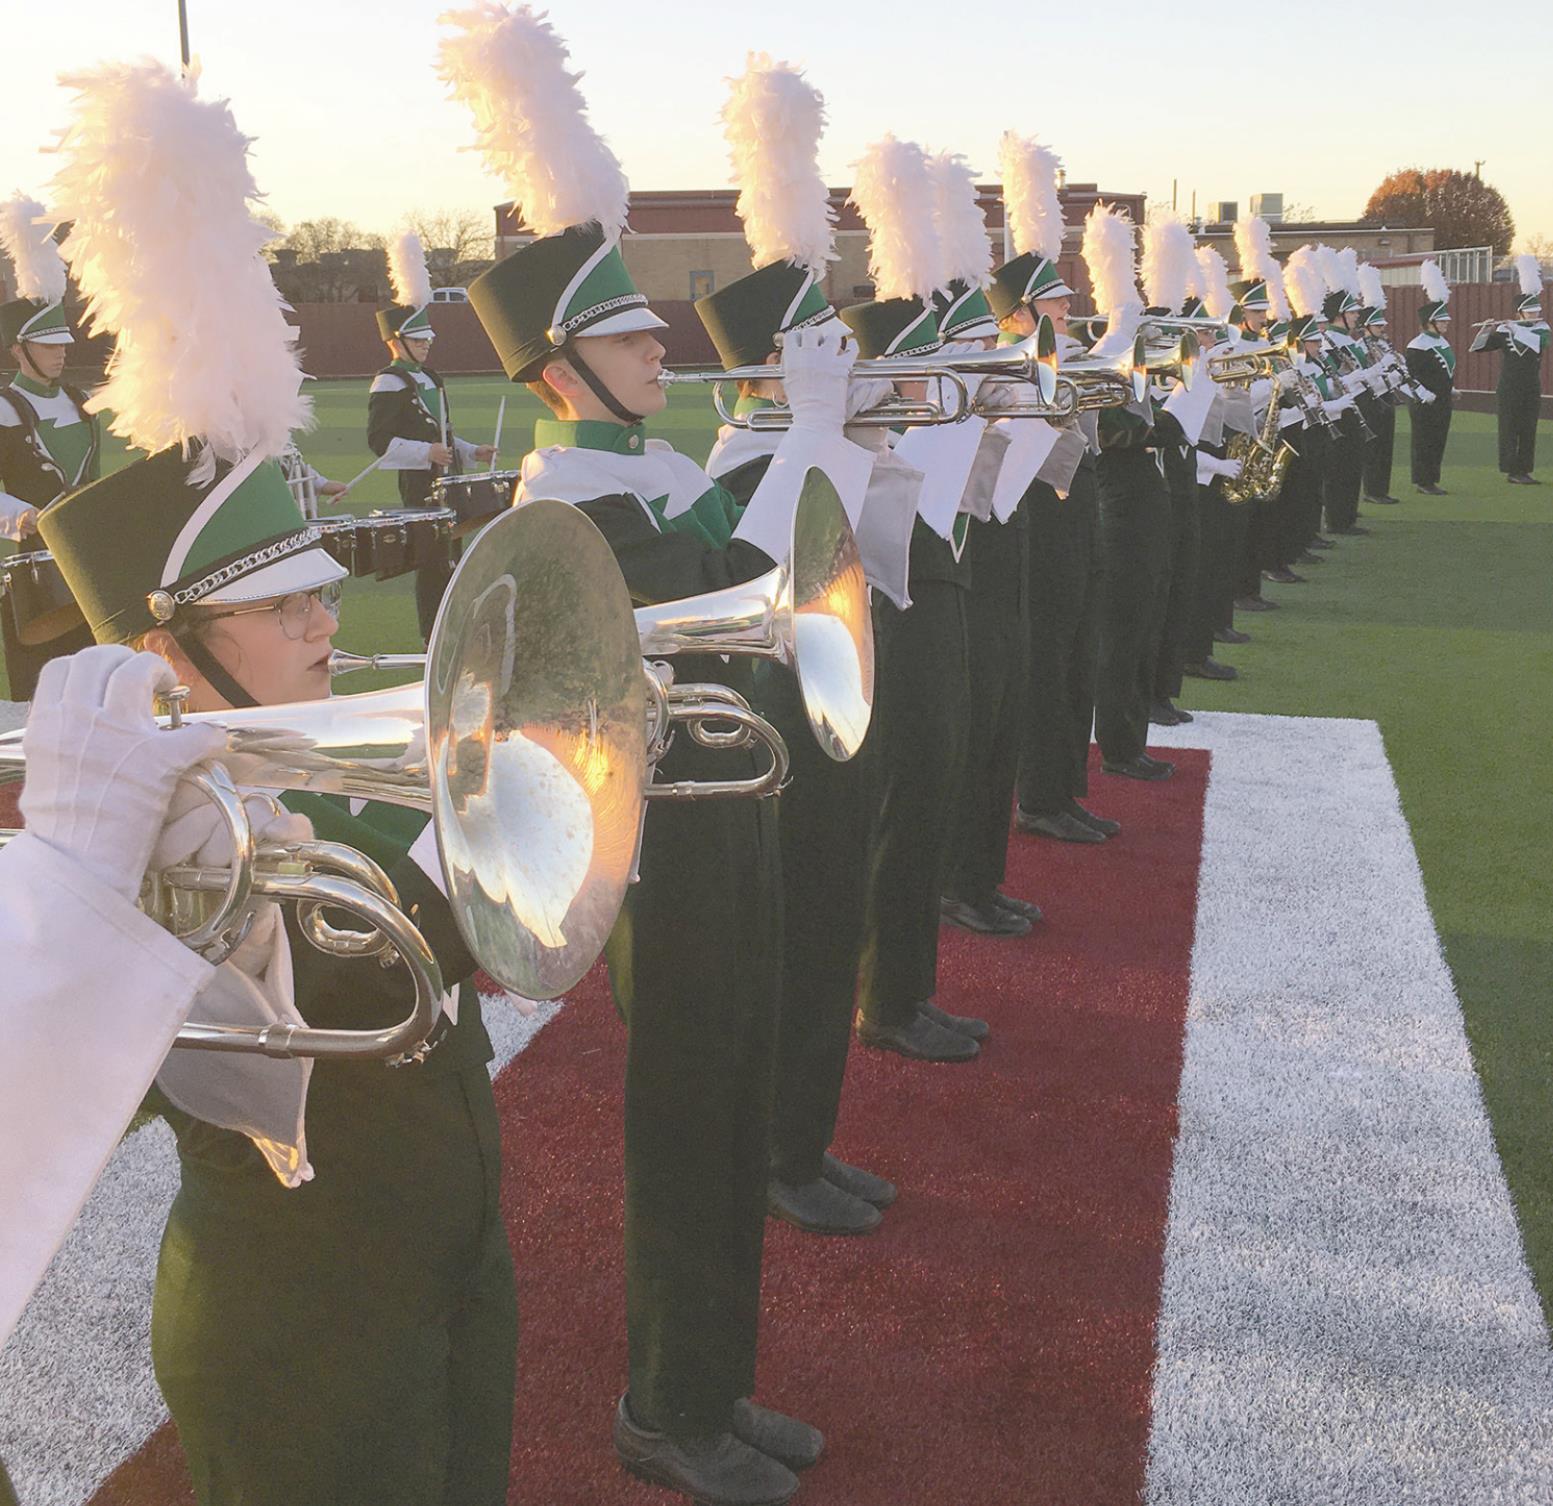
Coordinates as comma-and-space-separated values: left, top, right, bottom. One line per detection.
534, 417, 649, 455
11, 372, 61, 401
733, 395, 778, 418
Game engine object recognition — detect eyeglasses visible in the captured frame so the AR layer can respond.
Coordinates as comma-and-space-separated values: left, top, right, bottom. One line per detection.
194, 581, 343, 640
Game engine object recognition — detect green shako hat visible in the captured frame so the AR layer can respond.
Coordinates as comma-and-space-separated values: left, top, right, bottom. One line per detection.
839, 297, 942, 359
1288, 312, 1322, 343
987, 252, 1076, 321
469, 222, 666, 382
41, 449, 343, 644
1418, 260, 1451, 325
1179, 295, 1209, 319
933, 280, 998, 341
0, 195, 74, 347
696, 259, 835, 371
376, 303, 434, 343
1322, 289, 1359, 321
1228, 277, 1270, 311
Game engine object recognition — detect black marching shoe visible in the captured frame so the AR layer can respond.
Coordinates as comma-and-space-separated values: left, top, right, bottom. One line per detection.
1214, 626, 1251, 644
732, 1399, 825, 1473
1262, 567, 1305, 584
822, 1152, 898, 1209
1364, 493, 1402, 504
1068, 799, 1121, 837
1183, 657, 1237, 681
1332, 523, 1371, 536
1101, 754, 1173, 782
991, 890, 1043, 922
1296, 551, 1324, 565
1308, 535, 1337, 549
1234, 594, 1279, 612
614, 1396, 798, 1506
767, 1175, 881, 1236
1415, 483, 1446, 496
1149, 700, 1183, 726
1015, 807, 1105, 844
919, 1000, 990, 1042
857, 1010, 980, 1062
940, 895, 1031, 936
1508, 473, 1539, 485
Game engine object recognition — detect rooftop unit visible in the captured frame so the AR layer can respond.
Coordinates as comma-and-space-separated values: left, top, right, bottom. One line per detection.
1250, 192, 1284, 223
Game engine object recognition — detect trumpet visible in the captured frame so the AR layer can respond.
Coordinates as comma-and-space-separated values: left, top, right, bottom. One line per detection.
1056, 334, 1151, 409
1141, 328, 1203, 390
1140, 314, 1234, 347
0, 502, 653, 1054
953, 318, 1075, 419
659, 359, 970, 431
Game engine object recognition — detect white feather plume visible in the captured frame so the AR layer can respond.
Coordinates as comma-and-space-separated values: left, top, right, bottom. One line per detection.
1196, 246, 1235, 320
1283, 245, 1326, 319
1089, 303, 1142, 361
1420, 259, 1449, 304
1336, 246, 1361, 297
0, 195, 67, 304
848, 136, 948, 302
926, 151, 991, 290
1358, 262, 1386, 311
1081, 202, 1142, 323
997, 132, 1064, 262
1142, 212, 1197, 311
48, 61, 308, 467
1315, 243, 1346, 296
388, 232, 433, 309
438, 3, 629, 240
1233, 215, 1278, 284
721, 54, 835, 277
1515, 252, 1543, 299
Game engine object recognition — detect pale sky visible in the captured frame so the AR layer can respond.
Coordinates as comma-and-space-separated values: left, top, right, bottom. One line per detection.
5, 0, 1549, 248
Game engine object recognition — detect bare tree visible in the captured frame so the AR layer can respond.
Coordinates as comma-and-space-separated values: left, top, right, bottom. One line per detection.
1514, 231, 1553, 263
401, 208, 496, 286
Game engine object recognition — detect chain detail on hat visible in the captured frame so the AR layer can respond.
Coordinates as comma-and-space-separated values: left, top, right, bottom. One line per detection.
147, 526, 324, 620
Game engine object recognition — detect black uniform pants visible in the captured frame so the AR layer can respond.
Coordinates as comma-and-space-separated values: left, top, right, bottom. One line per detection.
857, 580, 970, 1027
1094, 453, 1170, 764
1186, 479, 1247, 662
947, 514, 1028, 903
1323, 414, 1364, 532
1152, 468, 1201, 703
1018, 470, 1100, 815
1498, 367, 1541, 475
1410, 398, 1453, 486
758, 664, 876, 1188
1363, 403, 1397, 498
610, 756, 782, 1439
1279, 450, 1321, 563
154, 1065, 517, 1506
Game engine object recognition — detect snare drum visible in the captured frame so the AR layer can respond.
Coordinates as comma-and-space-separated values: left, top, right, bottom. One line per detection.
2, 550, 86, 646
430, 470, 519, 535
369, 508, 456, 572
315, 516, 361, 575
356, 515, 411, 581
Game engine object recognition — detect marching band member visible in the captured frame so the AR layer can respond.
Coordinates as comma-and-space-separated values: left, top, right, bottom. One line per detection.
0, 194, 99, 696
1141, 213, 1211, 727
933, 149, 1045, 935
367, 231, 494, 642
698, 57, 896, 1237
446, 11, 841, 1499
1181, 244, 1250, 683
1406, 259, 1455, 496
1357, 263, 1403, 506
1084, 204, 1179, 783
1314, 245, 1374, 534
1473, 253, 1547, 485
991, 134, 1119, 845
41, 59, 516, 1504
842, 136, 990, 1060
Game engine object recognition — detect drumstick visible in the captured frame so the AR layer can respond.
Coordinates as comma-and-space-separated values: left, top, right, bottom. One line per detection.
329, 454, 385, 503
492, 396, 507, 468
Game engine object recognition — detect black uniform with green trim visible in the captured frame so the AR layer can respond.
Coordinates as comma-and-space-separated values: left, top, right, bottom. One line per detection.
0, 370, 102, 695
151, 799, 516, 1506
520, 416, 784, 1441
716, 428, 876, 1186
1150, 430, 1201, 706
1093, 400, 1182, 763
1478, 320, 1547, 477
1405, 327, 1455, 486
366, 357, 461, 643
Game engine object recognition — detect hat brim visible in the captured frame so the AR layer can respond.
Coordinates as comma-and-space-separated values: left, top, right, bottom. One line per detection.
1031, 281, 1078, 302
22, 328, 74, 346
202, 545, 348, 605
946, 316, 1001, 341
578, 306, 670, 340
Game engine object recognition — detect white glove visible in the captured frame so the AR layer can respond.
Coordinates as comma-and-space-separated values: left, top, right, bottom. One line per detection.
20, 648, 228, 905
0, 492, 39, 543
1323, 396, 1354, 416
1214, 456, 1244, 480
1417, 389, 1437, 404
781, 325, 855, 435
1249, 378, 1274, 408
845, 376, 897, 423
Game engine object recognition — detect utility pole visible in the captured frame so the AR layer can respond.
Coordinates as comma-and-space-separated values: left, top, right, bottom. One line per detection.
178, 0, 191, 74
1473, 159, 1485, 179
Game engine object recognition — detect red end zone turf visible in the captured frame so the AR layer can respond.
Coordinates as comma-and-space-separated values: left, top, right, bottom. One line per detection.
91, 748, 1208, 1506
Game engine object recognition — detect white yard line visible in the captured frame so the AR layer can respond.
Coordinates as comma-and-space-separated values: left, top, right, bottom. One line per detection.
0, 998, 560, 1505
1145, 712, 1553, 1505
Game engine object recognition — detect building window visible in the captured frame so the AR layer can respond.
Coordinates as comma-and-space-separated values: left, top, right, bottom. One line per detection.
690, 270, 715, 300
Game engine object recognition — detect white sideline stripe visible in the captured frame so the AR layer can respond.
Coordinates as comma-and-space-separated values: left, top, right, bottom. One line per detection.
1144, 712, 1553, 1504
0, 998, 562, 1505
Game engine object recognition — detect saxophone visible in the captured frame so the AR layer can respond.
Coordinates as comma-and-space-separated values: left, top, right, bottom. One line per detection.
1223, 359, 1295, 504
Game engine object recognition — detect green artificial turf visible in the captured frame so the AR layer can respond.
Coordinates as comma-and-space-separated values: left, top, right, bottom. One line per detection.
7, 385, 1551, 1326
1177, 407, 1553, 1328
